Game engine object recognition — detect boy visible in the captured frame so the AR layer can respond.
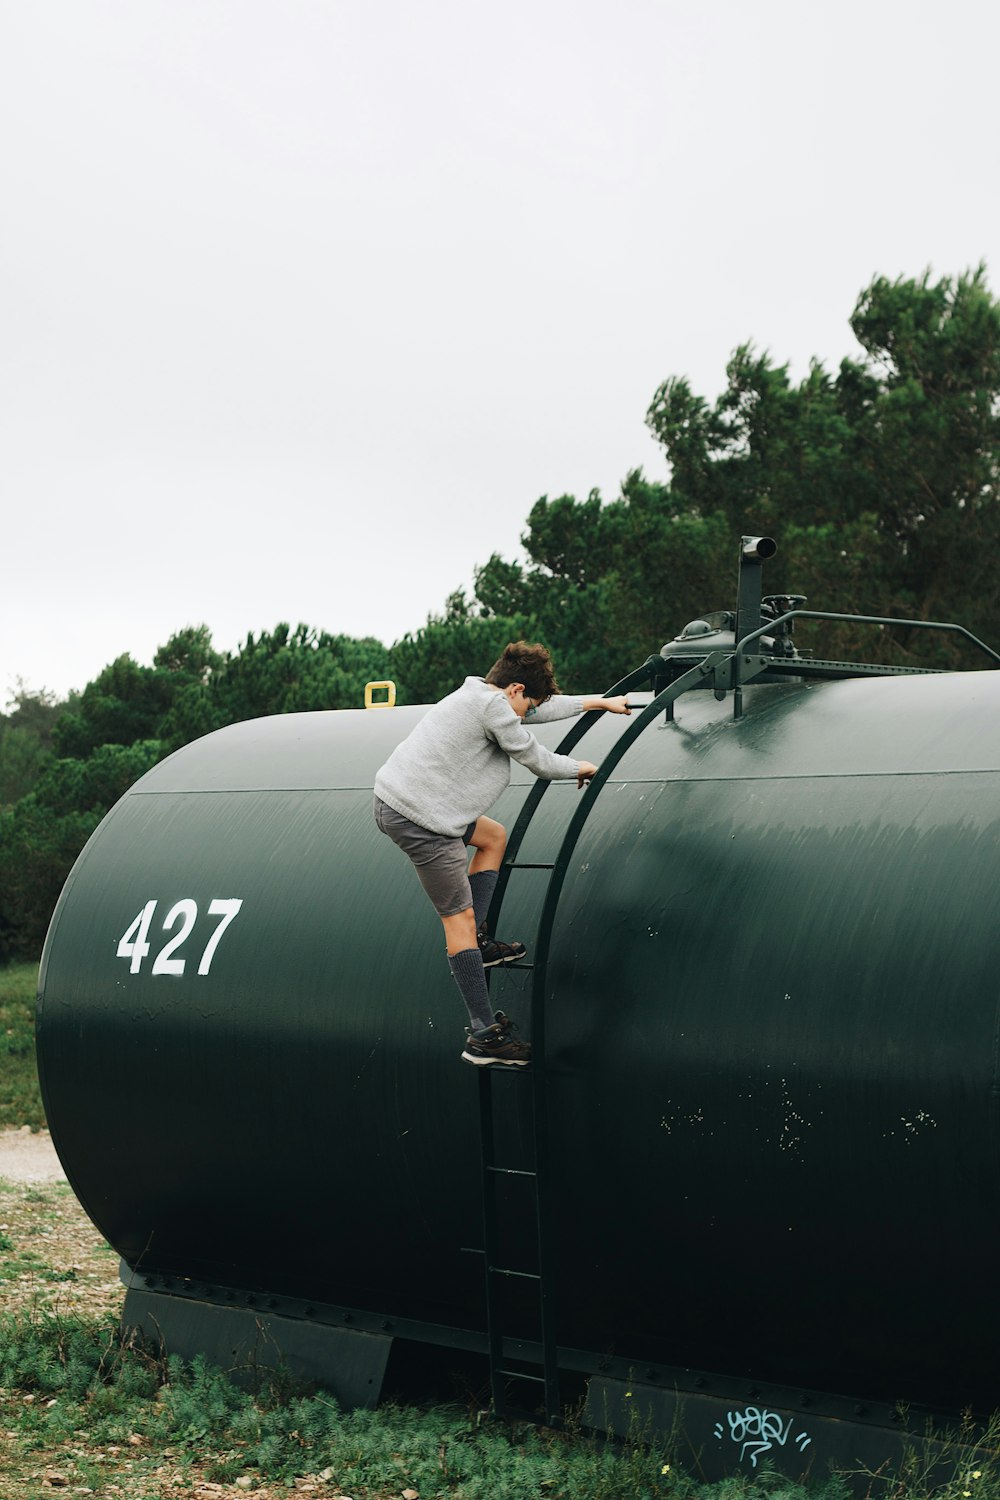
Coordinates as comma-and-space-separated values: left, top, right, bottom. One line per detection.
373, 641, 631, 1067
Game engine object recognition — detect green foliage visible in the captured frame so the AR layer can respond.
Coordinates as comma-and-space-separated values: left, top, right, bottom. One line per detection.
208, 624, 390, 724
0, 800, 104, 965
0, 723, 48, 808
0, 743, 162, 963
644, 266, 1000, 664
31, 741, 163, 820
471, 267, 1000, 680
52, 655, 170, 761
0, 962, 44, 1128
473, 478, 732, 684
0, 682, 76, 809
388, 592, 534, 705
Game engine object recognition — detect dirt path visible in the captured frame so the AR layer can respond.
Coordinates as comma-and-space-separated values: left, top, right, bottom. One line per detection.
0, 1126, 65, 1182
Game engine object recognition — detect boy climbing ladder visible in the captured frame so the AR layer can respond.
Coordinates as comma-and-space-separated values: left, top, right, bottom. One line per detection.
373, 641, 630, 1066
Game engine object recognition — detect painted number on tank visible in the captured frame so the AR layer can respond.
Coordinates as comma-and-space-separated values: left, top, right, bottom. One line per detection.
116, 899, 244, 976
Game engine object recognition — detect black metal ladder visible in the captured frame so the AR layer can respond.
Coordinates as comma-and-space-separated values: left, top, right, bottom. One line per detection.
474, 653, 725, 1424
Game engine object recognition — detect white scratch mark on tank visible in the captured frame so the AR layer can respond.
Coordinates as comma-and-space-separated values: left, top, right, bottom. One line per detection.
427, 1017, 435, 1028
898, 1110, 938, 1144
778, 1078, 812, 1156
660, 1104, 705, 1135
353, 1040, 381, 1088
647, 926, 659, 938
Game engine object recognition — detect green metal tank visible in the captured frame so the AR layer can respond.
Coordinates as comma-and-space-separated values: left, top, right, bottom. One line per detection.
34, 541, 1000, 1471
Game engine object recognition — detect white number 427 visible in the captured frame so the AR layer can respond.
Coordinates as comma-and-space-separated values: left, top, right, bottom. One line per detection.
116, 898, 243, 976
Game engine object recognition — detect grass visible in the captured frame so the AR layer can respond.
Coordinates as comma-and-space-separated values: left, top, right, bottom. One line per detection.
0, 1303, 994, 1500
0, 1305, 856, 1499
0, 961, 44, 1130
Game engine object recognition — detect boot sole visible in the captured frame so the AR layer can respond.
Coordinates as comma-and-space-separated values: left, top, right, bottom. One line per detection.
460, 1049, 531, 1067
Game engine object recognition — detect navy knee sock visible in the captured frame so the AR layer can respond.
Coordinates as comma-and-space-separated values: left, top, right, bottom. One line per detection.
469, 869, 498, 930
448, 947, 494, 1032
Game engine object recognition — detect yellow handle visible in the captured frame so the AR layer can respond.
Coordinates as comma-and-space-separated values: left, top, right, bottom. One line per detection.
364, 680, 396, 709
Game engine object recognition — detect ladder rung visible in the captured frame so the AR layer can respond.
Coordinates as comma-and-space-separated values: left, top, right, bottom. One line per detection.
488, 1266, 541, 1281
504, 862, 555, 869
486, 1166, 537, 1177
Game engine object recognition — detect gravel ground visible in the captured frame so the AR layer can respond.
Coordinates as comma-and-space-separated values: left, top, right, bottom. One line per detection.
0, 1127, 65, 1184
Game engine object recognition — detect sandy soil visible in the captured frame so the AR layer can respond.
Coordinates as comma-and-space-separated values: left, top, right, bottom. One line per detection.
0, 1125, 65, 1183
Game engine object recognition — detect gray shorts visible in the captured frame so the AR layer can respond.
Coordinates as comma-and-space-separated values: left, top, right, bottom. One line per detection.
373, 796, 477, 917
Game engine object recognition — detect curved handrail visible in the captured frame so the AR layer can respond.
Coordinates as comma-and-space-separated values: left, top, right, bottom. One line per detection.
486, 656, 661, 932
732, 609, 1000, 719
527, 655, 721, 1064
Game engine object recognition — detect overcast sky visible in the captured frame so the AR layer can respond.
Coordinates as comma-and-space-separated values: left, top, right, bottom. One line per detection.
3, 0, 997, 702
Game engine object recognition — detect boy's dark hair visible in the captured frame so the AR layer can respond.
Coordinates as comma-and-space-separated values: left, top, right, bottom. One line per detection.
485, 641, 560, 701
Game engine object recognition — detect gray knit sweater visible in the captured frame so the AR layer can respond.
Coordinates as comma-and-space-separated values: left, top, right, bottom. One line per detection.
374, 676, 585, 836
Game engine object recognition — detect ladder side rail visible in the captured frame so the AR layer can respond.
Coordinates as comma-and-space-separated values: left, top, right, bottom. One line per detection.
478, 1070, 509, 1416
528, 653, 729, 1425
487, 658, 662, 930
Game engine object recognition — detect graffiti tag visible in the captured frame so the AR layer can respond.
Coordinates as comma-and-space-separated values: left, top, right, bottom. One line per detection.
714, 1407, 812, 1467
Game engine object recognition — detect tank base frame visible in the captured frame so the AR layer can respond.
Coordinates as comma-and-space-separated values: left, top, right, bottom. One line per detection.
122, 1267, 987, 1488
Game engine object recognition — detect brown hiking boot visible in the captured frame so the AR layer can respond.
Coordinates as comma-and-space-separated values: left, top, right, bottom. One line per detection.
477, 922, 528, 968
460, 1011, 531, 1068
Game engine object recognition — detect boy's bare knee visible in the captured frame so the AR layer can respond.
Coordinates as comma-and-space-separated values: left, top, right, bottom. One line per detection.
476, 816, 506, 853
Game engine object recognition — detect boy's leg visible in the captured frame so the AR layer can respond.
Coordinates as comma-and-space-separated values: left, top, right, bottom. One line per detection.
467, 816, 526, 965
442, 907, 494, 1032
372, 798, 526, 1051
467, 816, 504, 926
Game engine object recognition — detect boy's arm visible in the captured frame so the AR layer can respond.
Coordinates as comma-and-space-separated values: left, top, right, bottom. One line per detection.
525, 694, 584, 724
527, 694, 631, 723
485, 700, 580, 780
